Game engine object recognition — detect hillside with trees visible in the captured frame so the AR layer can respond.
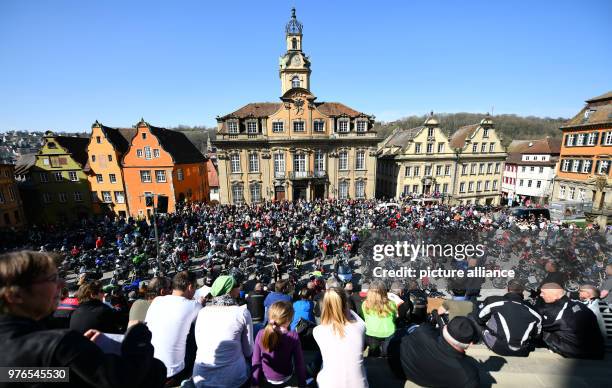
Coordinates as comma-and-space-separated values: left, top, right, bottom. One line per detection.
373, 113, 568, 146
170, 125, 216, 154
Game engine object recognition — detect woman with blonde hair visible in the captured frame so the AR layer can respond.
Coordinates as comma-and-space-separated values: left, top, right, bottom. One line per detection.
313, 287, 368, 388
251, 301, 306, 387
362, 282, 397, 357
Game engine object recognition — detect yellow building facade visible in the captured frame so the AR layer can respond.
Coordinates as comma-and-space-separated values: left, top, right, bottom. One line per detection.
214, 9, 379, 204
86, 121, 135, 218
377, 115, 455, 199
378, 116, 507, 205
450, 117, 507, 205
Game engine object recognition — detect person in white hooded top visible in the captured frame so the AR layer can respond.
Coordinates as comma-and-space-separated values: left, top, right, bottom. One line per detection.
313, 286, 369, 388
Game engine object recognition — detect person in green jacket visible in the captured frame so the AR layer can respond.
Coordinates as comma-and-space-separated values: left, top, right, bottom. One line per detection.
362, 282, 397, 357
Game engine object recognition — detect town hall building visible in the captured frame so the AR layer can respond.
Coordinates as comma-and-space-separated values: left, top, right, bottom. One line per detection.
214, 9, 379, 204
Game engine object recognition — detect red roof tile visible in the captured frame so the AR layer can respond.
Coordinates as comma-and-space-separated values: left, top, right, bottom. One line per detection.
218, 103, 282, 119
207, 159, 219, 187
449, 124, 479, 149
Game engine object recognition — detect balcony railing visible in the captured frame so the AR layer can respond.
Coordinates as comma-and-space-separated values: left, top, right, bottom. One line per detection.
288, 170, 328, 179
220, 133, 265, 140
332, 132, 377, 138
274, 171, 286, 179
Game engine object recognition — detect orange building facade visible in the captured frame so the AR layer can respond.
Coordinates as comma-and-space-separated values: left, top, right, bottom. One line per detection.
551, 91, 612, 224
86, 121, 135, 219
122, 120, 209, 218
0, 164, 26, 230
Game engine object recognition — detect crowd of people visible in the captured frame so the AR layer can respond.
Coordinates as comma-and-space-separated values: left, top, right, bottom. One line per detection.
1, 198, 611, 387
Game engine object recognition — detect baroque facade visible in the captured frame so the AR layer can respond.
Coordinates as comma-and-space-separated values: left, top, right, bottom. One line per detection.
377, 115, 454, 199
377, 115, 507, 205
214, 9, 378, 204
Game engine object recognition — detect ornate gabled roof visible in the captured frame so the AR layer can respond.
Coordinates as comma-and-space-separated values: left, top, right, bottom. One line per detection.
94, 122, 136, 155
449, 124, 480, 149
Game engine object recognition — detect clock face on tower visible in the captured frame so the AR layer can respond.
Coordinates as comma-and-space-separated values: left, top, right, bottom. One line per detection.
291, 55, 301, 66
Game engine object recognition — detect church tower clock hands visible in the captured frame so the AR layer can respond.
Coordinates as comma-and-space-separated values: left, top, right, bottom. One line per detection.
280, 8, 311, 94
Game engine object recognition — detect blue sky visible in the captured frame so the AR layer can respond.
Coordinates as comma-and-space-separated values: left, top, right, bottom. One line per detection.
1, 0, 611, 132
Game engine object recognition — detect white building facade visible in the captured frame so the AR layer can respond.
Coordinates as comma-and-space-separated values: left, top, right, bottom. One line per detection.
501, 138, 561, 205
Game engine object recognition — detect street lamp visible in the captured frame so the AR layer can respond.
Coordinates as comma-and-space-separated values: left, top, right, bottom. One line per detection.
144, 193, 162, 274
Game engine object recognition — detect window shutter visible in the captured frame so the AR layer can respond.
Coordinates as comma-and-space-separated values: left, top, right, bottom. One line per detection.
572, 135, 577, 146
595, 160, 601, 174
593, 132, 599, 145
606, 161, 611, 175
601, 132, 606, 145
565, 135, 570, 146
577, 160, 583, 172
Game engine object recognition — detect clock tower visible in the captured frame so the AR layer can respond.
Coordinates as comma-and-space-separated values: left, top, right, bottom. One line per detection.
279, 8, 311, 94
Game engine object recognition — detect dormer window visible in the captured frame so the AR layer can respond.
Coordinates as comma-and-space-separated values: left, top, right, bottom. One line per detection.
142, 133, 147, 140
47, 142, 56, 149
338, 120, 349, 133
246, 121, 258, 134
292, 76, 300, 88
228, 121, 239, 134
483, 128, 489, 138
356, 121, 367, 132
427, 128, 434, 137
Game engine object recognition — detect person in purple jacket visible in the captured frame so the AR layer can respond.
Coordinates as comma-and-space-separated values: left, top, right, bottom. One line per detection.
252, 301, 306, 387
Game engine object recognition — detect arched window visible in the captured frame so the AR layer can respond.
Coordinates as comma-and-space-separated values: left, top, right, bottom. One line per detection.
291, 76, 300, 88
292, 38, 297, 50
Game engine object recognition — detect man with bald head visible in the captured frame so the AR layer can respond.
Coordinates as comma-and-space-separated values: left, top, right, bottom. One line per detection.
536, 283, 604, 359
578, 284, 607, 342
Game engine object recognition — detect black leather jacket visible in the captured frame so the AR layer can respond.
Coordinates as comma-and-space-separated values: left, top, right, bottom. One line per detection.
536, 296, 604, 359
0, 314, 166, 388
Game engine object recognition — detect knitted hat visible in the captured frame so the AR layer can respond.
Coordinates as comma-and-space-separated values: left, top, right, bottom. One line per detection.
210, 275, 237, 297
444, 317, 478, 346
